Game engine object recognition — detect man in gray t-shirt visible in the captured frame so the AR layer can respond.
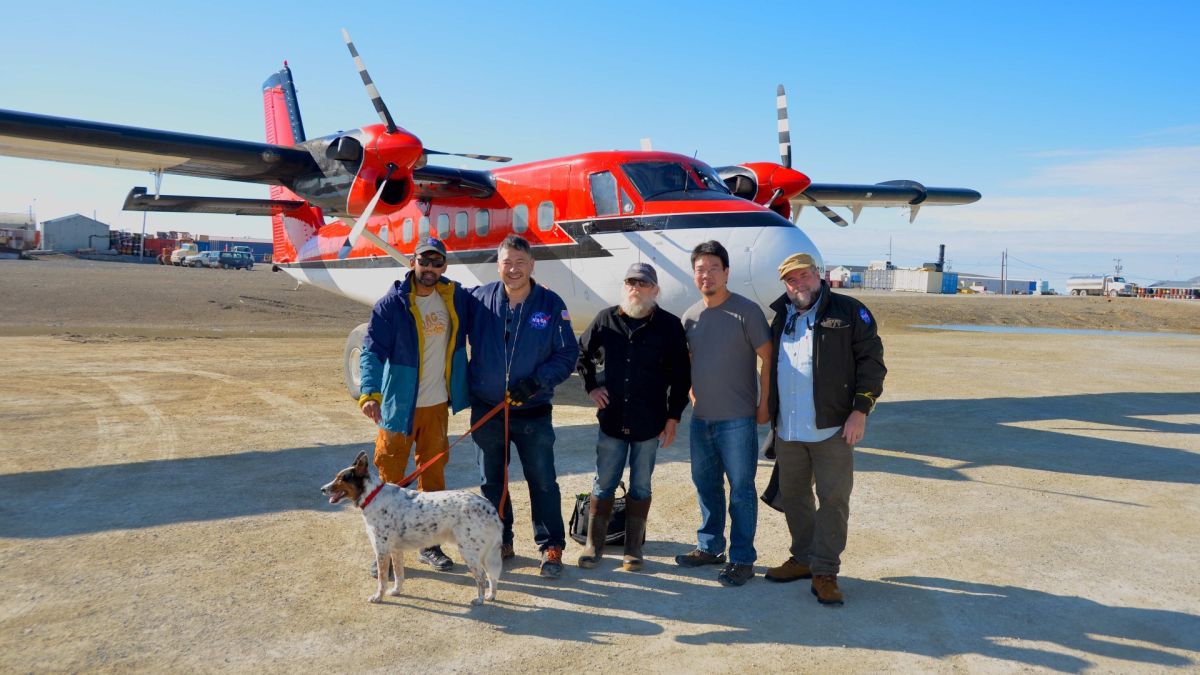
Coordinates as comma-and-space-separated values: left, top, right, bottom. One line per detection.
675, 240, 773, 588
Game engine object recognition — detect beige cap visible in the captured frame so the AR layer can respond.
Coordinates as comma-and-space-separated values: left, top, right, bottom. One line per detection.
777, 252, 818, 279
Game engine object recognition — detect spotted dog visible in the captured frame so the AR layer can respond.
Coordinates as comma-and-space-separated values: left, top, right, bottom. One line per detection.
321, 451, 503, 605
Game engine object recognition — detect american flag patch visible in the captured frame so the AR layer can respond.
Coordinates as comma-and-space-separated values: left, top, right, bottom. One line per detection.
561, 309, 571, 321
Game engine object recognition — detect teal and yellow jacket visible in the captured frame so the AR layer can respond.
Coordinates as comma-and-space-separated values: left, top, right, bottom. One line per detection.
358, 273, 472, 434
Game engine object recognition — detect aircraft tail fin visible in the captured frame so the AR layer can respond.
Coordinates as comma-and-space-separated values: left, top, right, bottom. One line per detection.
262, 63, 322, 264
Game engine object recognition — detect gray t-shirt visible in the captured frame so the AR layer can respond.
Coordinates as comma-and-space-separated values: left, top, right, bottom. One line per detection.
682, 292, 771, 421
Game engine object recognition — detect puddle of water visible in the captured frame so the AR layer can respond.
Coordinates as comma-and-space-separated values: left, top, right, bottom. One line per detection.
912, 324, 1200, 339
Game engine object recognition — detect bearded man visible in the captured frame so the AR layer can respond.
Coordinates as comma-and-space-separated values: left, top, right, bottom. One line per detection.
760, 252, 887, 607
575, 262, 690, 572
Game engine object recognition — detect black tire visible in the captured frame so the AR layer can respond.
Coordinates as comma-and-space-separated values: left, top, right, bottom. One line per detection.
343, 322, 369, 400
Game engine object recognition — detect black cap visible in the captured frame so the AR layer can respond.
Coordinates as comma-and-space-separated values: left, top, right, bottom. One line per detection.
414, 237, 447, 257
624, 262, 658, 285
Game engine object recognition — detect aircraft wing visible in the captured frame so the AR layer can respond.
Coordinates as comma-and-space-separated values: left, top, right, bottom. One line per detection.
122, 187, 305, 216
797, 181, 981, 209
0, 109, 320, 184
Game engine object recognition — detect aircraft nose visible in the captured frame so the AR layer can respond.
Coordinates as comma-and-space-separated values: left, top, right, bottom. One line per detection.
747, 223, 823, 306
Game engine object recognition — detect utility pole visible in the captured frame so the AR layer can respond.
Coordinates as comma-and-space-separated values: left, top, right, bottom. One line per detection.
1001, 249, 1007, 295
1113, 258, 1123, 277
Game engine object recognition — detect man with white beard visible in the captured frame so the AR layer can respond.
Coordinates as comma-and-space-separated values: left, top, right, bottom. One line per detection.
576, 263, 690, 572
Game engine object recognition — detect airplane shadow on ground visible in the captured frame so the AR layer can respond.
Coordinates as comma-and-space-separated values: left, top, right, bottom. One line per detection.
365, 562, 1197, 671
858, 391, 1200, 485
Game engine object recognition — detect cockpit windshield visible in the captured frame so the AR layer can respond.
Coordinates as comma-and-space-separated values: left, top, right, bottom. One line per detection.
621, 161, 731, 200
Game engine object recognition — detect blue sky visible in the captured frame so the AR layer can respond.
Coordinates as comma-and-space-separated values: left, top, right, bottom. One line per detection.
2, 1, 1197, 289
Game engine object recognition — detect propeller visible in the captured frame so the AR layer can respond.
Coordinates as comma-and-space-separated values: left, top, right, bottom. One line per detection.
343, 29, 510, 163
776, 83, 846, 227
338, 163, 396, 259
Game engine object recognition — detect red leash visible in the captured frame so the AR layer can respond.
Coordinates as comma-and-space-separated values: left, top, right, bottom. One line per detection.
395, 400, 512, 516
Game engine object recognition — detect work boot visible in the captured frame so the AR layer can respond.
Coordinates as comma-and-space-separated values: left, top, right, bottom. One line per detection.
765, 557, 812, 583
500, 541, 515, 560
811, 574, 845, 606
622, 497, 652, 571
674, 549, 726, 567
540, 546, 564, 579
417, 546, 454, 572
577, 496, 614, 569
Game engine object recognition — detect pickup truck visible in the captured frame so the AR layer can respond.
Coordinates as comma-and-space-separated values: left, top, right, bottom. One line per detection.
184, 251, 222, 268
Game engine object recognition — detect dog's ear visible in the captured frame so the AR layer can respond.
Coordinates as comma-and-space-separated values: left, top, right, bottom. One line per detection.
354, 451, 369, 476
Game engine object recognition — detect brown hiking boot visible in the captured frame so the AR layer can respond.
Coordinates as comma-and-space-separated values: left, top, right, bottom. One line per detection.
500, 541, 515, 560
811, 574, 844, 606
540, 546, 564, 579
765, 557, 812, 583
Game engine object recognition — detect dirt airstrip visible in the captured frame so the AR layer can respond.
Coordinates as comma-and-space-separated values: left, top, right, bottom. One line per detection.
1, 255, 1198, 673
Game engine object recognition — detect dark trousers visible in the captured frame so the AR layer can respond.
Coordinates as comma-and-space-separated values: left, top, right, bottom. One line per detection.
775, 435, 854, 575
471, 405, 565, 551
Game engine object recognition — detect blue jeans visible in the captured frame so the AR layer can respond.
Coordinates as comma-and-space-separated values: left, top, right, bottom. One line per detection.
689, 416, 759, 565
471, 405, 565, 551
592, 430, 659, 501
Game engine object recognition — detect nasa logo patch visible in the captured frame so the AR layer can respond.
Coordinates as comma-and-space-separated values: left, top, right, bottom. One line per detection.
529, 312, 550, 330
859, 308, 872, 325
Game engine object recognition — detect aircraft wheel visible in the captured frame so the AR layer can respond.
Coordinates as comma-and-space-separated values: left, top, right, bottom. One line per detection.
343, 323, 369, 400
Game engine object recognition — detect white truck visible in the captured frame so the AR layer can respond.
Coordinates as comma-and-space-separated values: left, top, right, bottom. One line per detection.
169, 242, 200, 266
1066, 275, 1134, 297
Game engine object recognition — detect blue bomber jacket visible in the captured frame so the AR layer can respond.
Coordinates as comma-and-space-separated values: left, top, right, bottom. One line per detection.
466, 281, 579, 409
359, 273, 472, 434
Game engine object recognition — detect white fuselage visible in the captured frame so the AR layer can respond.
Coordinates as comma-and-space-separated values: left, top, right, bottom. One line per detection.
279, 223, 822, 325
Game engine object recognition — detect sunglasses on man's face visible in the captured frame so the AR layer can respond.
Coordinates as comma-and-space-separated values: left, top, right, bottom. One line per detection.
625, 279, 654, 288
416, 257, 446, 268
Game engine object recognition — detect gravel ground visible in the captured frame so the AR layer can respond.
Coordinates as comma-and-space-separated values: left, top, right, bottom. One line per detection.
1, 256, 1197, 673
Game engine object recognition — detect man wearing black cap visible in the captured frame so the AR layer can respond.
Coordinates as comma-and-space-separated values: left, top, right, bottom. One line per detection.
576, 262, 691, 571
358, 237, 473, 575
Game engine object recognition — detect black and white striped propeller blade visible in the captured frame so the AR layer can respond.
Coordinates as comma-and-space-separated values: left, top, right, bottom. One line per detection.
777, 84, 791, 169
338, 164, 396, 259
343, 29, 398, 134
424, 149, 512, 163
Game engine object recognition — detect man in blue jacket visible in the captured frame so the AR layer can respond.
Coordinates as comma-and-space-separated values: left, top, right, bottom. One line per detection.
358, 237, 472, 574
467, 234, 579, 579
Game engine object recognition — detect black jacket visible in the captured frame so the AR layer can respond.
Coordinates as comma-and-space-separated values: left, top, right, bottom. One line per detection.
577, 305, 691, 442
767, 282, 886, 429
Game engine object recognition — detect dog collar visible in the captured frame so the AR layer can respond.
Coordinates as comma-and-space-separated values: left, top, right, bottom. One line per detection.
358, 483, 385, 510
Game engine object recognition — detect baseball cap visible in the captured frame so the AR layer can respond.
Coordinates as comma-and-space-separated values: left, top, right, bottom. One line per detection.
624, 262, 658, 285
777, 252, 818, 279
414, 237, 447, 258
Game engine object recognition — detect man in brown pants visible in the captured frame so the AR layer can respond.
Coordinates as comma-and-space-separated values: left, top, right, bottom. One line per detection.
761, 253, 886, 606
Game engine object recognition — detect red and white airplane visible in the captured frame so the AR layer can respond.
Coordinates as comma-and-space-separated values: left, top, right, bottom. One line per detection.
0, 33, 978, 389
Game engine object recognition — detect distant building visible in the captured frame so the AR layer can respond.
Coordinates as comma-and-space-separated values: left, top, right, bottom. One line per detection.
0, 211, 39, 252
956, 273, 1037, 295
40, 214, 111, 252
1146, 277, 1200, 300
827, 264, 867, 288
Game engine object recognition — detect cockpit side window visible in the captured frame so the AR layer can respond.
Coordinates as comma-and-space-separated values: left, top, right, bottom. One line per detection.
589, 171, 620, 216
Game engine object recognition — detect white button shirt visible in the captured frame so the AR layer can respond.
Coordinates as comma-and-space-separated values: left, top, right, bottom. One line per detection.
777, 296, 841, 443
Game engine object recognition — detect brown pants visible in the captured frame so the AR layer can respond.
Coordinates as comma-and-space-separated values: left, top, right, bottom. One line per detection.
373, 404, 449, 491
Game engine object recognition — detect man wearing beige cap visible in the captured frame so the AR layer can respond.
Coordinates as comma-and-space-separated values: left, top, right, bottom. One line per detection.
761, 252, 886, 606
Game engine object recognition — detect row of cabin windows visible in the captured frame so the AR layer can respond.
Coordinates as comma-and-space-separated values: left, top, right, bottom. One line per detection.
385, 201, 557, 245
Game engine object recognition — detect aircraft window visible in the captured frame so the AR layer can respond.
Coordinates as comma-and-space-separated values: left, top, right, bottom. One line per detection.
536, 201, 555, 232
691, 163, 732, 194
589, 171, 619, 216
455, 211, 469, 238
402, 218, 413, 243
418, 216, 430, 240
619, 187, 635, 214
379, 223, 389, 243
621, 161, 706, 200
436, 213, 450, 238
513, 204, 529, 234
476, 209, 490, 237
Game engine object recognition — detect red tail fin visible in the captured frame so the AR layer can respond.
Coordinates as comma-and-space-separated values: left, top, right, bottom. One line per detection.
262, 63, 323, 263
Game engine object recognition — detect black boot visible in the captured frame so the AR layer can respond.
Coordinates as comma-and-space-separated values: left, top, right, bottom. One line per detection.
576, 496, 614, 569
622, 497, 651, 571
